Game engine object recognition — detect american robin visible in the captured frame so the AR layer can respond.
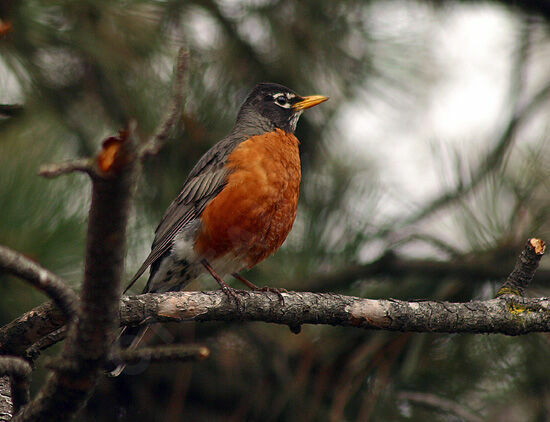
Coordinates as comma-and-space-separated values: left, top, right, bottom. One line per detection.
110, 83, 327, 375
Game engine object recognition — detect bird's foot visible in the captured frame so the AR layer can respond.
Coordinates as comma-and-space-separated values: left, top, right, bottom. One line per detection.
232, 273, 286, 304
202, 260, 244, 311
220, 284, 245, 311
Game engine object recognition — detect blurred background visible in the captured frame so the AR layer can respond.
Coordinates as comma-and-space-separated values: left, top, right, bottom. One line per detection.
1, 0, 549, 421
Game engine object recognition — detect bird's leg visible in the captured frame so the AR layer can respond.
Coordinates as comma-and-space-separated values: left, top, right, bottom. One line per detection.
201, 259, 242, 309
232, 273, 287, 304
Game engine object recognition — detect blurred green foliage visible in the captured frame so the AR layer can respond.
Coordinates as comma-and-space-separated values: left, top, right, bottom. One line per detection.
1, 0, 549, 420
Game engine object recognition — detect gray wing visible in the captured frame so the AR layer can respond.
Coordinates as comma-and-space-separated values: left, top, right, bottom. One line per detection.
125, 135, 243, 293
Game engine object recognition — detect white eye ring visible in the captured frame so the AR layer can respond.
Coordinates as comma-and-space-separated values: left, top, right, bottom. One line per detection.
273, 93, 292, 108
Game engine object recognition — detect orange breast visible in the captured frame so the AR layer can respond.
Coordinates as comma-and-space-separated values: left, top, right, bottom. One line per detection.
194, 128, 301, 268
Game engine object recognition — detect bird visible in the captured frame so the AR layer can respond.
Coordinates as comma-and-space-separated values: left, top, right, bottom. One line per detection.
110, 83, 327, 376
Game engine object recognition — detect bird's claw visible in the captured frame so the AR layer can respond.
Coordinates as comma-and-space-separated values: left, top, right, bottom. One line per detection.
257, 286, 287, 305
220, 285, 245, 312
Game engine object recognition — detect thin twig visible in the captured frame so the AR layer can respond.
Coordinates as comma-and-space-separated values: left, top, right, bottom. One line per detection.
139, 48, 188, 158
0, 357, 31, 413
39, 158, 94, 178
398, 391, 483, 422
0, 246, 78, 319
111, 344, 209, 367
497, 238, 546, 296
24, 327, 68, 364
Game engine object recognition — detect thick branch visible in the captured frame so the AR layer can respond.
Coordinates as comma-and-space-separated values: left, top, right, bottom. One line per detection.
116, 291, 550, 336
0, 376, 13, 422
14, 128, 138, 421
0, 246, 78, 319
5, 290, 550, 362
0, 357, 31, 413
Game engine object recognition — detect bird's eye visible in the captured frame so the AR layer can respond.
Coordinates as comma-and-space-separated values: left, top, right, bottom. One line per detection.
275, 96, 287, 106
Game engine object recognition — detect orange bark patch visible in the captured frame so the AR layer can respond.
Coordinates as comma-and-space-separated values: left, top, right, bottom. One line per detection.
97, 129, 129, 173
195, 129, 301, 267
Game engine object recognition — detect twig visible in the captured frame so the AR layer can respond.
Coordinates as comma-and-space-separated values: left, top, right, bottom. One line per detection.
0, 357, 31, 413
110, 344, 209, 367
497, 238, 546, 296
24, 327, 68, 364
0, 246, 78, 319
139, 48, 188, 158
38, 158, 94, 178
398, 391, 483, 422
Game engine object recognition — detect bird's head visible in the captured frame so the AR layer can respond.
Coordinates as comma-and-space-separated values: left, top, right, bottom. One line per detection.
236, 83, 328, 133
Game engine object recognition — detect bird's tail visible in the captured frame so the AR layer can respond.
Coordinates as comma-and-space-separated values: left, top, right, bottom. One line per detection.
107, 324, 150, 377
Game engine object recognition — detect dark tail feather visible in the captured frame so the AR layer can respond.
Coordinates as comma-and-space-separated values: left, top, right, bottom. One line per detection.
107, 324, 150, 377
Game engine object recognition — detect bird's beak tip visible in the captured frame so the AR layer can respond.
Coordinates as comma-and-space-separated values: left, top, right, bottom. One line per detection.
293, 95, 329, 111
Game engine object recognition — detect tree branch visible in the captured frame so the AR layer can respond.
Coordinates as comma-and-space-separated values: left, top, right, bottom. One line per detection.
1, 235, 547, 364
497, 238, 546, 296
38, 158, 94, 179
13, 126, 139, 422
118, 291, 550, 335
0, 376, 13, 422
0, 246, 78, 319
24, 328, 67, 364
4, 289, 549, 365
110, 344, 209, 368
0, 302, 65, 356
0, 357, 31, 414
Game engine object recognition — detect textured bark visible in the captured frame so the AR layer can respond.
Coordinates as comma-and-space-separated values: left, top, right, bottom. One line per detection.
116, 291, 550, 335
13, 133, 138, 422
498, 239, 546, 296
2, 290, 549, 362
0, 377, 13, 422
0, 302, 64, 356
0, 357, 31, 413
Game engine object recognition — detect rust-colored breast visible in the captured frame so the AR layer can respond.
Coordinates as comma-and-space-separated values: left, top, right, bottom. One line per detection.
194, 128, 301, 268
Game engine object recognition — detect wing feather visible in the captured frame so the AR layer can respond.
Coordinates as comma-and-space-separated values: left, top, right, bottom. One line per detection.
125, 134, 245, 292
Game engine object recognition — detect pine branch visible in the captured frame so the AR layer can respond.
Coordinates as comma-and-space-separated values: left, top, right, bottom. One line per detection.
12, 124, 139, 422
109, 344, 209, 368
0, 358, 31, 414
0, 246, 78, 319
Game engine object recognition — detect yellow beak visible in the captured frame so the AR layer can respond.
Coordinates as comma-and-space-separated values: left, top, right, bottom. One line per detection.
292, 95, 329, 111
